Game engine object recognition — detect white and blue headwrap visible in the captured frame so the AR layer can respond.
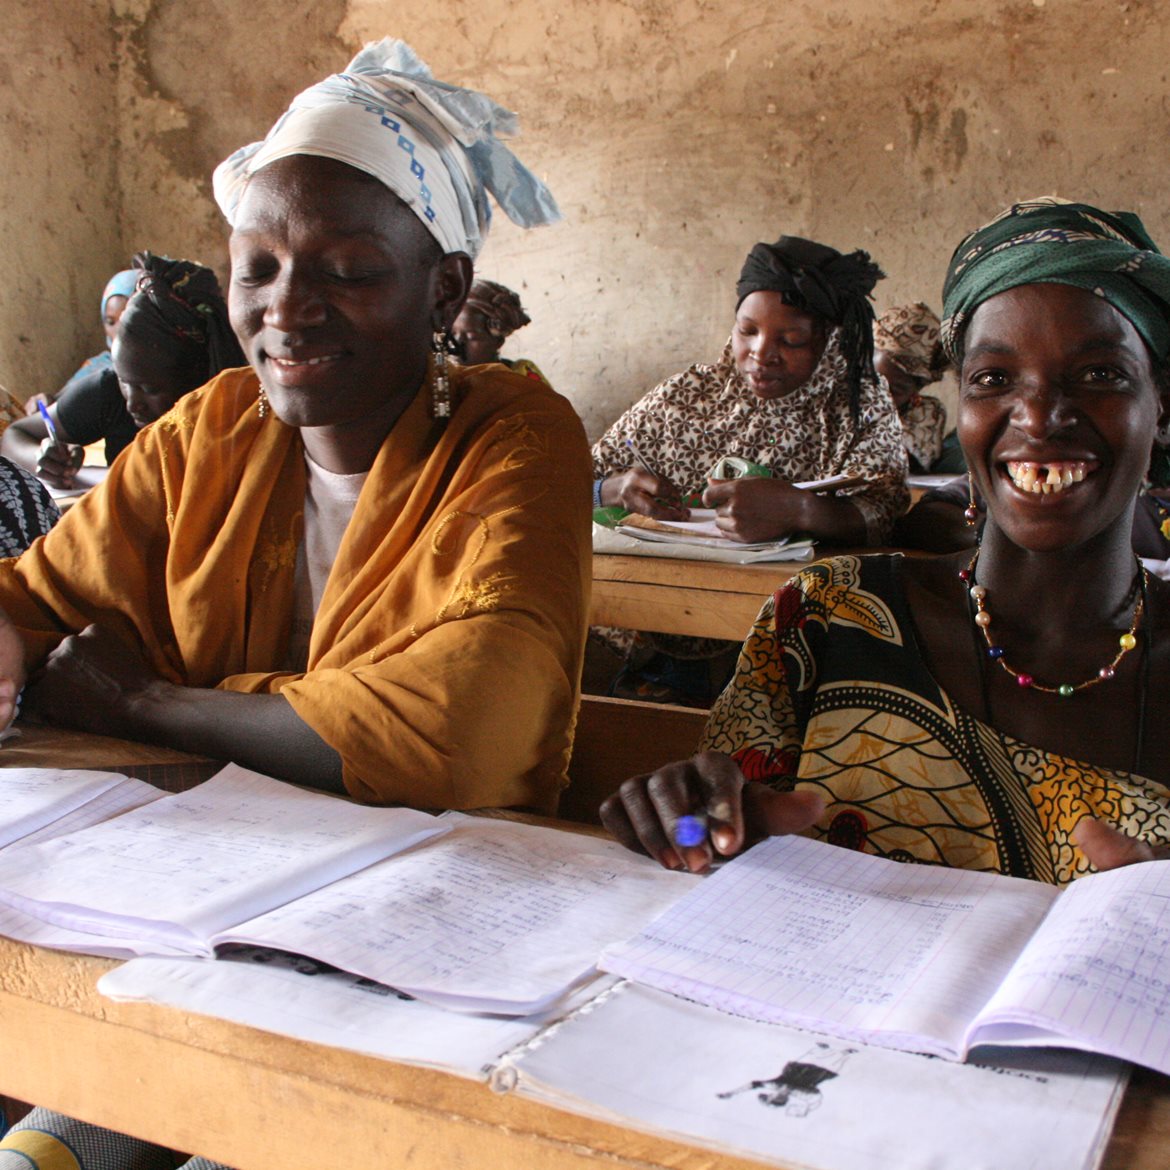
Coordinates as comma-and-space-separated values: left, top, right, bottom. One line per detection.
212, 39, 560, 259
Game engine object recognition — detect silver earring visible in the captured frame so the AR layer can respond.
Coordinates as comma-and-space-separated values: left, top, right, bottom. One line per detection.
257, 384, 270, 420
431, 329, 451, 419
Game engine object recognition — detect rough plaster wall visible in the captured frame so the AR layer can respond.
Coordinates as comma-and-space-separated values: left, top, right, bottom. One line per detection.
8, 0, 1170, 435
0, 1, 119, 399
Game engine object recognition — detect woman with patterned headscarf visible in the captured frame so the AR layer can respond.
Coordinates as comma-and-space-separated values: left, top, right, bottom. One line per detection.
604, 197, 1170, 888
453, 278, 549, 385
2, 252, 244, 488
590, 234, 908, 704
873, 301, 952, 472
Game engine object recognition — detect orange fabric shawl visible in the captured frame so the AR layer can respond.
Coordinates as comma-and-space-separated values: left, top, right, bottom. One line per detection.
0, 365, 592, 812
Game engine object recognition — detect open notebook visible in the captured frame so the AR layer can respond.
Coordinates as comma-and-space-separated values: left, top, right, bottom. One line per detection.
0, 764, 694, 1014
601, 832, 1170, 1077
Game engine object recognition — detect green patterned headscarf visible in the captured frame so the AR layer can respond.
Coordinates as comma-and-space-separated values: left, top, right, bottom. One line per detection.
941, 197, 1170, 364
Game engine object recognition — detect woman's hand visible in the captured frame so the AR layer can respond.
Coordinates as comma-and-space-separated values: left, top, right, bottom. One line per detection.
25, 624, 169, 738
600, 469, 688, 520
600, 749, 825, 872
23, 393, 55, 417
702, 477, 809, 543
1073, 818, 1170, 869
35, 438, 84, 489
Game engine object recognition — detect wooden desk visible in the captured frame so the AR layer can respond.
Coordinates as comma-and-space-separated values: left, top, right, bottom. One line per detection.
0, 937, 1168, 1170
1, 730, 1168, 1169
591, 553, 798, 640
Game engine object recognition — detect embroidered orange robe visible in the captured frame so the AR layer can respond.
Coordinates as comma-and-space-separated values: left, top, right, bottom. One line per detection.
0, 365, 592, 812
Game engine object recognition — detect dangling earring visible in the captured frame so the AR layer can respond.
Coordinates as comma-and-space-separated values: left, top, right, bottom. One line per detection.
964, 471, 979, 527
257, 385, 270, 420
431, 329, 452, 419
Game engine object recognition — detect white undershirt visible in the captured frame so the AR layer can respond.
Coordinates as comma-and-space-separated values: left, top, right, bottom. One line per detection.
285, 453, 368, 672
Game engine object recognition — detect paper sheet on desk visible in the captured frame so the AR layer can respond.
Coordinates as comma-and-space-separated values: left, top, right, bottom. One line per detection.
594, 522, 816, 564
213, 812, 698, 1015
500, 982, 1126, 1170
99, 947, 617, 1081
44, 465, 108, 499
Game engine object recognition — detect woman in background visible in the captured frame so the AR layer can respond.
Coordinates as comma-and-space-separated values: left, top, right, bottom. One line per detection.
2, 254, 244, 486
0, 457, 57, 556
24, 268, 138, 416
590, 235, 908, 704
593, 235, 907, 545
873, 301, 952, 472
453, 278, 549, 385
603, 197, 1170, 885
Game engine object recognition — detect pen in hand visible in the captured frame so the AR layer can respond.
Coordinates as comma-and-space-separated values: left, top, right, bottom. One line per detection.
675, 800, 735, 852
36, 400, 60, 444
624, 437, 687, 513
35, 400, 81, 486
624, 437, 660, 478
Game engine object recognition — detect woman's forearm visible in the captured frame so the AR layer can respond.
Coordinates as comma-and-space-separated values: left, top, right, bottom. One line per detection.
128, 682, 347, 793
793, 492, 868, 545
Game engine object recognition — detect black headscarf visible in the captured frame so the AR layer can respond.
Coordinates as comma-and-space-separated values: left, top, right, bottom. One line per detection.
119, 251, 245, 377
736, 236, 884, 419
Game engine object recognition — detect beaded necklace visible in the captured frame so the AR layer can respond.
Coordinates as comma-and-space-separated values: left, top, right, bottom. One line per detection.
960, 549, 1147, 696
961, 550, 1152, 774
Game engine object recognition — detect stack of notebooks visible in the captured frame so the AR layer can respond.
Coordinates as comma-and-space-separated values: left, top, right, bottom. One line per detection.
0, 764, 1163, 1170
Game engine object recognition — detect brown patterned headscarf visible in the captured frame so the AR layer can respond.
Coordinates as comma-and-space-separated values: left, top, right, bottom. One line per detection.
873, 302, 949, 386
462, 280, 531, 339
120, 251, 245, 377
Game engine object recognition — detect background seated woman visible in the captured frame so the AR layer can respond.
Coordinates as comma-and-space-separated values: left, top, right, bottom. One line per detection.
592, 235, 908, 545
2, 253, 244, 487
452, 278, 550, 385
603, 197, 1170, 885
23, 267, 137, 417
0, 38, 587, 816
872, 301, 954, 473
589, 236, 908, 705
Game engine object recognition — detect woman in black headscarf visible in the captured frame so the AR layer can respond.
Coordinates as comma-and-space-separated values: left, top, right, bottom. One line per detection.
2, 252, 244, 489
592, 235, 909, 547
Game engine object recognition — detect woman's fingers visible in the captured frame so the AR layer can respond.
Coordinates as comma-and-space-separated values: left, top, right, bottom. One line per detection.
1073, 817, 1168, 869
601, 772, 682, 869
601, 752, 748, 872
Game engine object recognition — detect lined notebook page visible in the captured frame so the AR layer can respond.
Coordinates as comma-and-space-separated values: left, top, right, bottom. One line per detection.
0, 768, 143, 848
974, 858, 1170, 1073
216, 813, 697, 1014
0, 764, 445, 954
600, 834, 1057, 1056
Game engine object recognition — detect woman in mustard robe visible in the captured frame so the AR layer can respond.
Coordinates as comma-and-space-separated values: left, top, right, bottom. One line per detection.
0, 39, 588, 815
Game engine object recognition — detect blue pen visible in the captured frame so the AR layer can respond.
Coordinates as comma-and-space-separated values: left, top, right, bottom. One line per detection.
675, 814, 708, 848
36, 400, 59, 444
675, 800, 734, 850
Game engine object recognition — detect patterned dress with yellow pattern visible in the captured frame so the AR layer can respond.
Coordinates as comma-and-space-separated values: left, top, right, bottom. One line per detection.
701, 554, 1170, 886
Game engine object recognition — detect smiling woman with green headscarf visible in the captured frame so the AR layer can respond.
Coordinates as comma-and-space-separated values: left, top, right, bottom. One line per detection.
603, 196, 1170, 887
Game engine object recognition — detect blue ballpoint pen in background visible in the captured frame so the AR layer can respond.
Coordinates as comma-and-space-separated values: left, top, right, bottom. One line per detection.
36, 400, 59, 444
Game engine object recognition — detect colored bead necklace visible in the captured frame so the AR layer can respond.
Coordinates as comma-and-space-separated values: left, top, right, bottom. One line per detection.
959, 549, 1147, 697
